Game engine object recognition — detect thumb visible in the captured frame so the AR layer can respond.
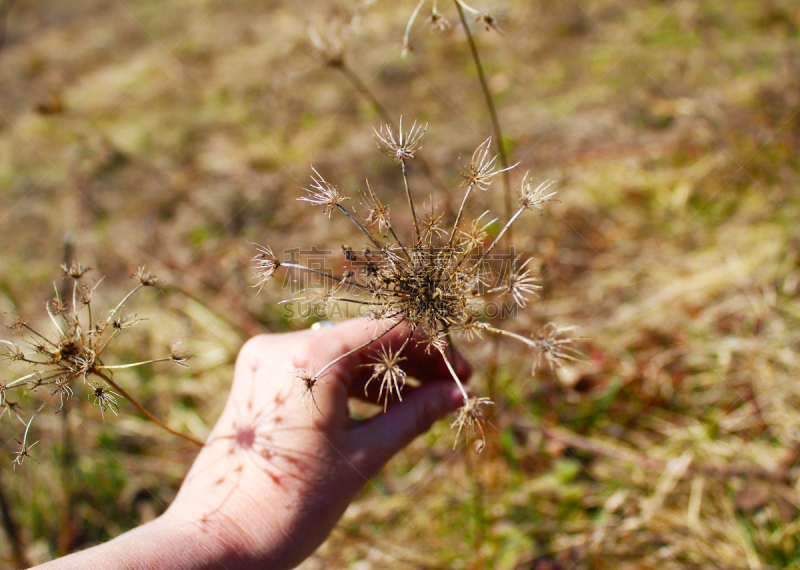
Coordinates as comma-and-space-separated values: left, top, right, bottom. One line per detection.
347, 382, 464, 478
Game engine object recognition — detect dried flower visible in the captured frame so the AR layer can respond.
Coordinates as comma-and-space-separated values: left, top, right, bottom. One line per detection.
500, 258, 541, 307
451, 396, 493, 453
519, 176, 557, 211
531, 323, 582, 373
62, 261, 91, 279
252, 245, 281, 293
12, 440, 38, 470
460, 137, 516, 191
90, 383, 119, 420
255, 123, 577, 449
300, 167, 350, 217
374, 118, 427, 163
365, 345, 408, 411
134, 266, 159, 286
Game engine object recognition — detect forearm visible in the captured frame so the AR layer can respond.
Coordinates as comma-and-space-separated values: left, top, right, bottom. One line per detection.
34, 516, 263, 570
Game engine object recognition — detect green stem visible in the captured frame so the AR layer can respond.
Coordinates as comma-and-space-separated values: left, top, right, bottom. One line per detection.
454, 0, 513, 234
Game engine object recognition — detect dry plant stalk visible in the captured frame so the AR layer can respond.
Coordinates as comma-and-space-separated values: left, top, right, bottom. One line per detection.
254, 122, 580, 451
1, 264, 201, 468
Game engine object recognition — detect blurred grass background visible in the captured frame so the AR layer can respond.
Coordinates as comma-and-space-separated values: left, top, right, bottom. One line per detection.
1, 0, 800, 567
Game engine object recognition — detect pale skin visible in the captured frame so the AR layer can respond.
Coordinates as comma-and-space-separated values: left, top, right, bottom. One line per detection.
36, 318, 471, 570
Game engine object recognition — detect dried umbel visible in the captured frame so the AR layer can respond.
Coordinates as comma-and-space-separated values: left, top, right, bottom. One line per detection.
254, 122, 579, 450
1, 265, 200, 467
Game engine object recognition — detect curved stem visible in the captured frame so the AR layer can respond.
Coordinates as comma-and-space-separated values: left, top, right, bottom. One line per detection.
313, 319, 406, 380
93, 370, 203, 447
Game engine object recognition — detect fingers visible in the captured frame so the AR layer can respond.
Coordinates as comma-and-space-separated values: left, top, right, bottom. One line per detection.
346, 381, 464, 478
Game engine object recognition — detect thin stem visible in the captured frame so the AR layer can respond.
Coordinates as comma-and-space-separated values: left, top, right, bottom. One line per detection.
313, 319, 405, 380
337, 204, 384, 251
478, 206, 525, 264
6, 371, 45, 389
280, 263, 369, 291
104, 285, 143, 327
96, 357, 173, 370
400, 160, 421, 244
481, 323, 537, 347
95, 329, 120, 358
21, 322, 56, 346
436, 344, 469, 401
339, 63, 394, 127
454, 0, 513, 231
403, 0, 427, 52
93, 370, 203, 447
447, 182, 476, 248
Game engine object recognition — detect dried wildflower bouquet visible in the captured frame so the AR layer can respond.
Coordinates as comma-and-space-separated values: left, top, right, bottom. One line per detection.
254, 121, 579, 450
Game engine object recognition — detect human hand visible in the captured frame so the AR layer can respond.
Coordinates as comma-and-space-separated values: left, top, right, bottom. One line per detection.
161, 317, 471, 569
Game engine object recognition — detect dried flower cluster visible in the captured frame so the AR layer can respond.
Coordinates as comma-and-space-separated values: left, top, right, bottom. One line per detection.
1, 265, 197, 468
254, 122, 579, 450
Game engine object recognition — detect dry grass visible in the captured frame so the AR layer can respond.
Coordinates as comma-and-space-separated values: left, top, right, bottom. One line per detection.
1, 0, 800, 567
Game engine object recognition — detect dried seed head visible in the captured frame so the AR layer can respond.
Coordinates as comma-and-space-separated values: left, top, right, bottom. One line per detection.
430, 8, 451, 32
12, 440, 38, 470
460, 137, 516, 191
295, 369, 321, 414
362, 181, 392, 233
52, 375, 74, 413
1, 343, 25, 363
365, 345, 407, 411
170, 343, 191, 367
531, 323, 582, 374
459, 212, 496, 250
252, 245, 281, 294
90, 383, 119, 420
62, 261, 91, 279
451, 396, 493, 453
47, 298, 66, 316
308, 17, 357, 68
5, 314, 25, 332
476, 12, 502, 34
134, 267, 159, 287
421, 202, 446, 242
300, 167, 350, 217
374, 118, 427, 163
519, 176, 557, 211
458, 317, 487, 341
502, 258, 541, 307
112, 313, 141, 332
27, 371, 45, 391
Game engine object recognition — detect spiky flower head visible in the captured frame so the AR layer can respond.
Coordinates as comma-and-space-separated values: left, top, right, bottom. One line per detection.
300, 167, 350, 217
362, 180, 392, 233
252, 245, 281, 293
374, 118, 427, 163
451, 396, 493, 453
519, 175, 557, 211
502, 257, 541, 307
365, 344, 407, 411
460, 137, 516, 191
531, 323, 581, 373
90, 383, 119, 420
